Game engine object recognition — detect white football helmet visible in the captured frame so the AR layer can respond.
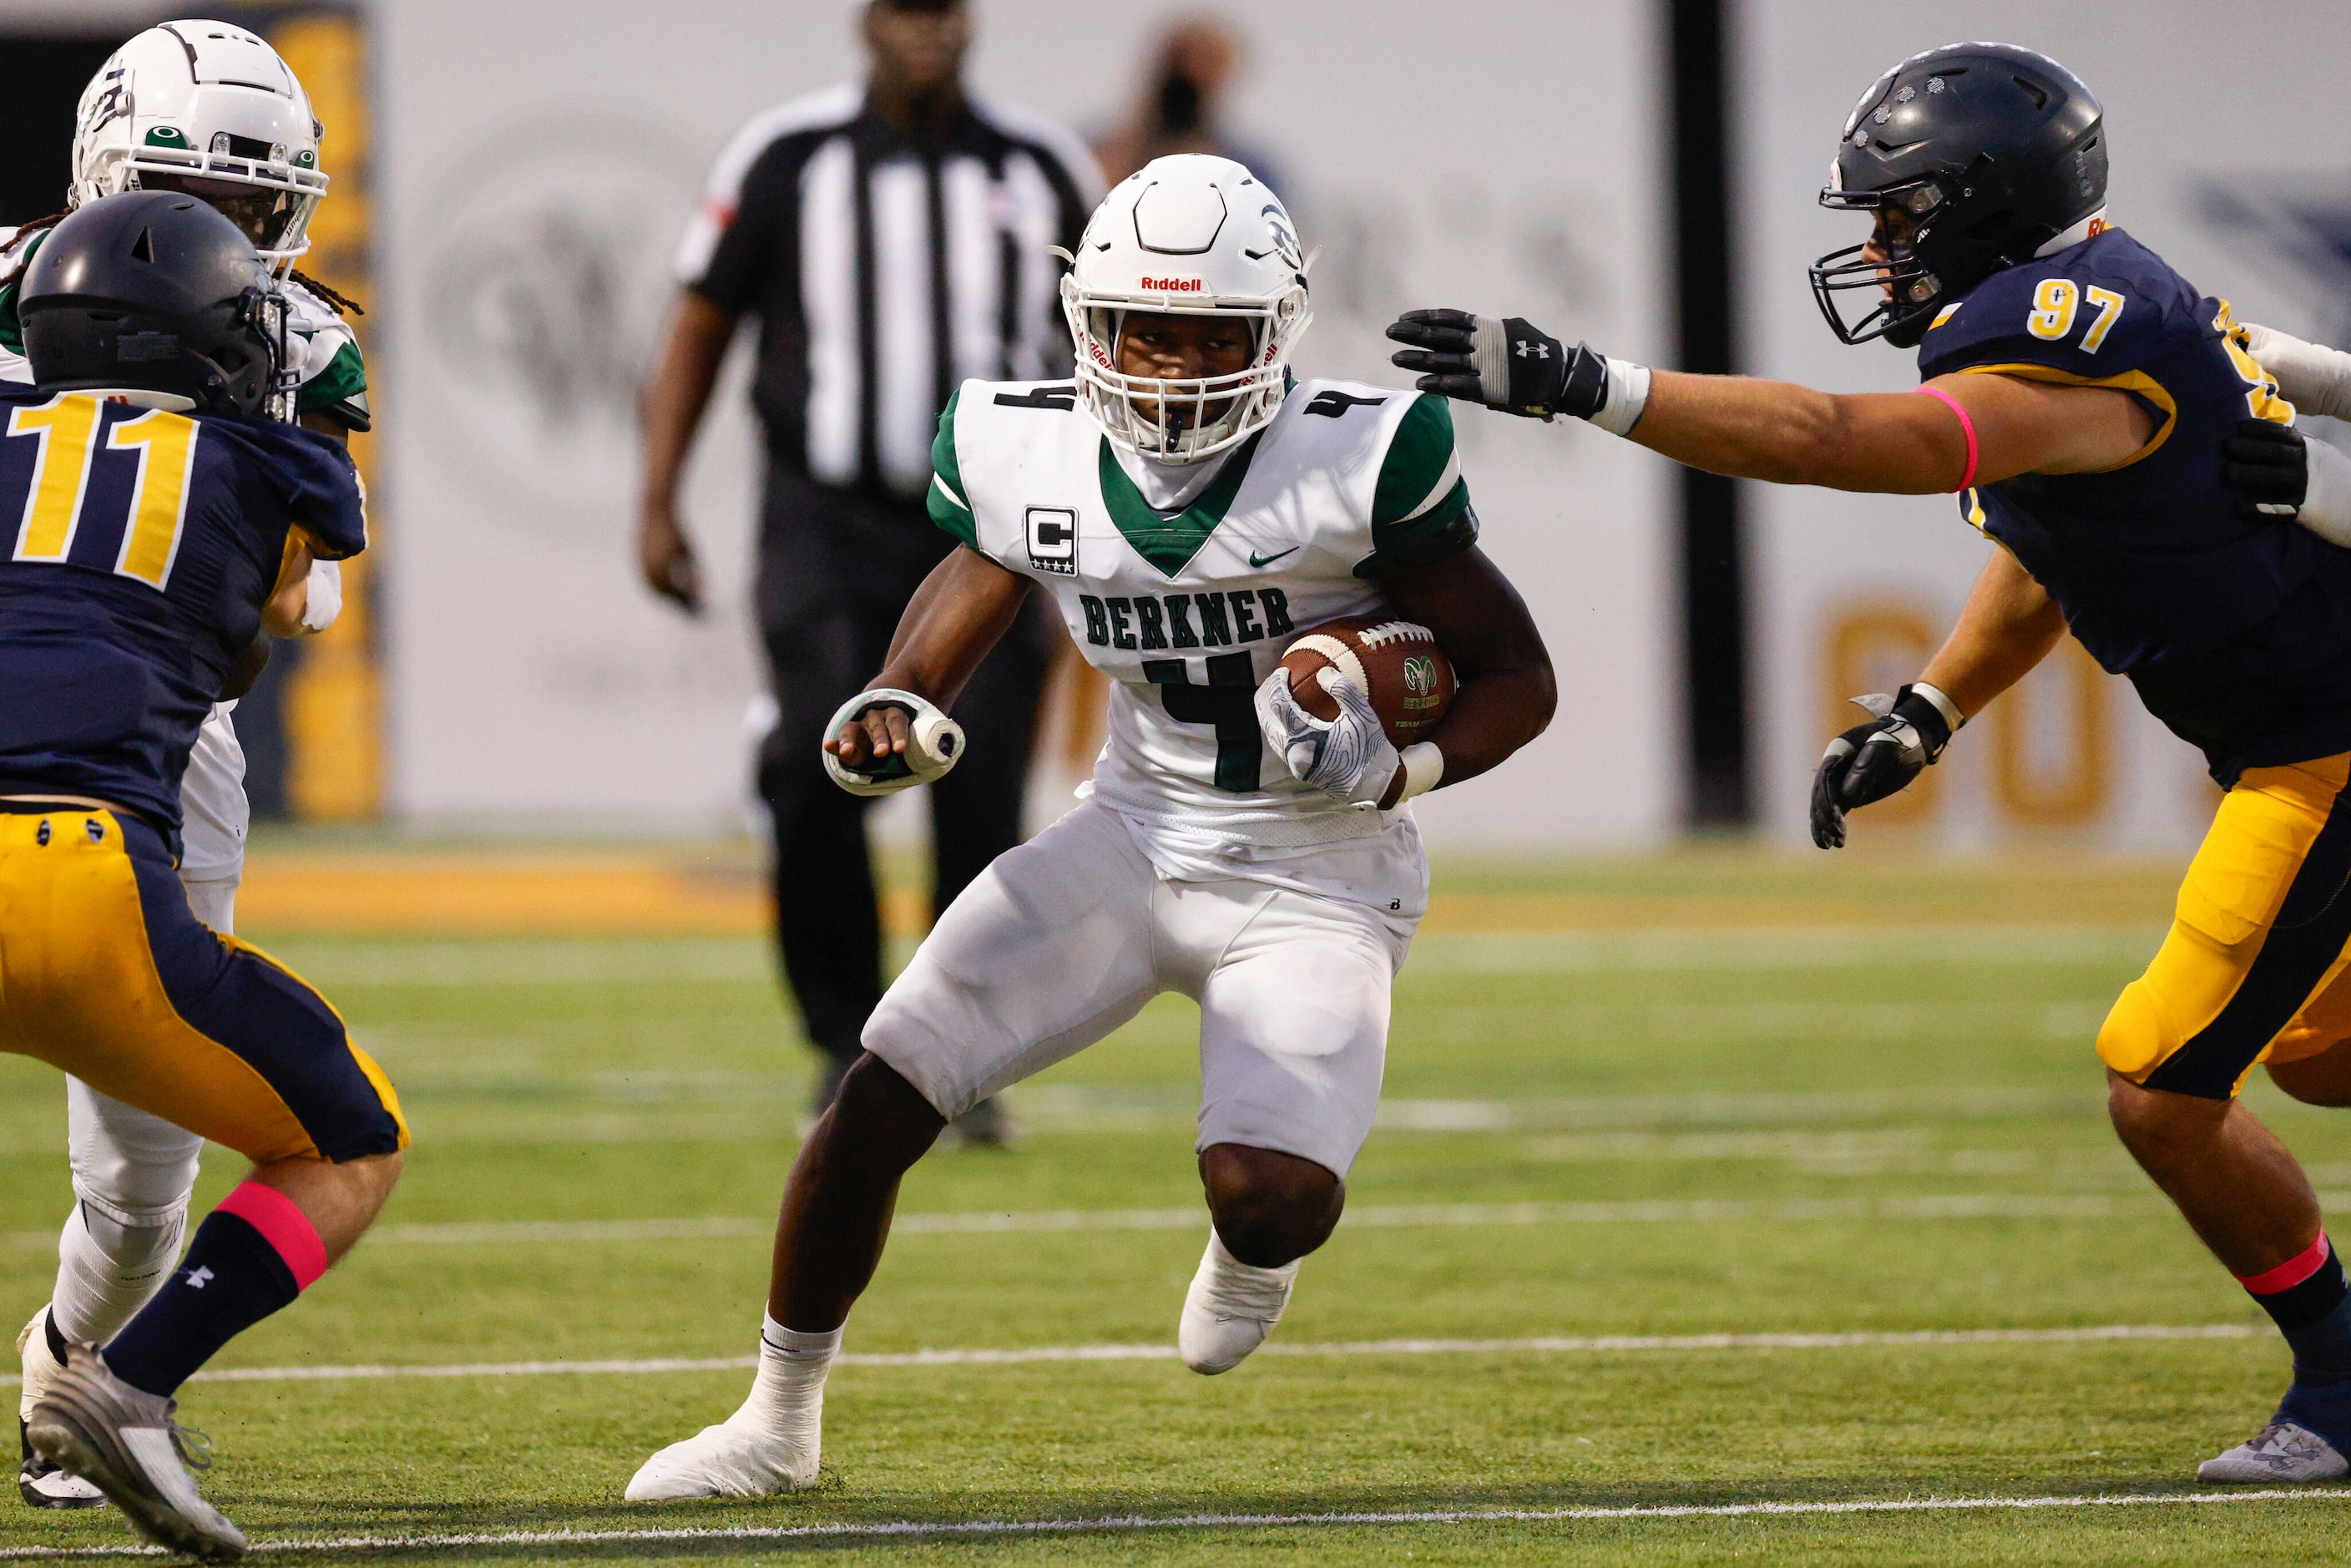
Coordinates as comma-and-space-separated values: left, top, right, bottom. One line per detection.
1061, 154, 1312, 463
70, 20, 327, 271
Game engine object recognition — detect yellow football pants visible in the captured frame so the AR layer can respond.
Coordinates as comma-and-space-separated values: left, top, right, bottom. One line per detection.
2101, 753, 2351, 1098
0, 806, 405, 1163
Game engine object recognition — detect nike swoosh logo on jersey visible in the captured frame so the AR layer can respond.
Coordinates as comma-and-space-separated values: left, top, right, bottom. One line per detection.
1249, 546, 1300, 568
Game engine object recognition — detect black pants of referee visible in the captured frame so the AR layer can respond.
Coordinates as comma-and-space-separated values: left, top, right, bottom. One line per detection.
755, 465, 1057, 1085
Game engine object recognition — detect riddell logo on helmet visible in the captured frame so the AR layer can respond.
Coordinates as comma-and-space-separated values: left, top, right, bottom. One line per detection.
1140, 276, 1205, 292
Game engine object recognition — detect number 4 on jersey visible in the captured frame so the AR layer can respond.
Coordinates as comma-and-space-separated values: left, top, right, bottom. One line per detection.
1145, 652, 1262, 792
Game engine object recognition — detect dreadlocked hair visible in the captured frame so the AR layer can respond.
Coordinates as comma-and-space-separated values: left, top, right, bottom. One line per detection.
8, 211, 69, 245
288, 269, 364, 317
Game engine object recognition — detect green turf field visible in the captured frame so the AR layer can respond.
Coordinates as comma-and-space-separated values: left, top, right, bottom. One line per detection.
5, 852, 2350, 1563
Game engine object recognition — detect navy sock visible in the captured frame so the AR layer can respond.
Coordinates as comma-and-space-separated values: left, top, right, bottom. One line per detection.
2239, 1232, 2351, 1386
101, 1211, 299, 1399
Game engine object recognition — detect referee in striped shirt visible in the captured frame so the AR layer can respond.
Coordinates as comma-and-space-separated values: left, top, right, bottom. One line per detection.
639, 0, 1103, 1128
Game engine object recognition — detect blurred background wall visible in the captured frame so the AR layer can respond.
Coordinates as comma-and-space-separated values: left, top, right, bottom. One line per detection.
366, 0, 1673, 848
11, 1, 2351, 854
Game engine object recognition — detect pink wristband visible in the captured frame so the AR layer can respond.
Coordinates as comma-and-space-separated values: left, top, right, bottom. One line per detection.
1914, 385, 1979, 491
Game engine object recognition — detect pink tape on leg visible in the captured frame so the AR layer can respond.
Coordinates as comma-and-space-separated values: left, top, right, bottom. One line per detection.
215, 1182, 329, 1291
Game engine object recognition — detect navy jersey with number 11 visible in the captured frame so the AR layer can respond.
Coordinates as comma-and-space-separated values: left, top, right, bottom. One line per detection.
0, 389, 366, 842
1919, 226, 2351, 783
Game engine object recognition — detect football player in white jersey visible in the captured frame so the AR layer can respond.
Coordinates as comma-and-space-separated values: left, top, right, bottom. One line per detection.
627, 154, 1555, 1500
8, 20, 365, 1510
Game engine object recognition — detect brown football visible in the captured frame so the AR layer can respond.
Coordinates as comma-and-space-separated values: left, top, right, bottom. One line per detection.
1277, 616, 1458, 747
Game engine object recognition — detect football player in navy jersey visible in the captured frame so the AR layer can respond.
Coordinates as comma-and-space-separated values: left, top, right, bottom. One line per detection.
1391, 42, 2351, 1486
0, 191, 404, 1559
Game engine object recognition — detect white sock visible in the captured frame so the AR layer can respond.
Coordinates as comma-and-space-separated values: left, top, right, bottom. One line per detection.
725, 1315, 838, 1447
52, 1201, 185, 1346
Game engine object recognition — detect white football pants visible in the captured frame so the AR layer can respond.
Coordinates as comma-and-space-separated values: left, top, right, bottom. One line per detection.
47, 870, 235, 1346
865, 801, 1412, 1177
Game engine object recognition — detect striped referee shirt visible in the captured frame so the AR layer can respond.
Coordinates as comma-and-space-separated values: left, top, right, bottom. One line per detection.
675, 83, 1104, 501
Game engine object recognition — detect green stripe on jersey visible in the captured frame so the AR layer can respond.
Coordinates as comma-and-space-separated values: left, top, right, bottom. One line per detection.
928, 389, 978, 547
1366, 392, 1474, 569
1097, 429, 1263, 577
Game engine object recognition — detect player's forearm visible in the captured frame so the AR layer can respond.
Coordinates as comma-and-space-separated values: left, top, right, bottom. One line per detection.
260, 539, 315, 639
639, 292, 736, 510
872, 549, 1033, 711
1372, 544, 1555, 789
1916, 549, 2067, 717
1423, 665, 1555, 788
1635, 371, 1963, 493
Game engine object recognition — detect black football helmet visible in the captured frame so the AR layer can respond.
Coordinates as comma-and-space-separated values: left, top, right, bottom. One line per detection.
1810, 43, 2107, 348
20, 190, 291, 416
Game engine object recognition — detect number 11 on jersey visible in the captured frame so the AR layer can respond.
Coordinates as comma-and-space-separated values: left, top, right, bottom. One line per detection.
6, 392, 200, 590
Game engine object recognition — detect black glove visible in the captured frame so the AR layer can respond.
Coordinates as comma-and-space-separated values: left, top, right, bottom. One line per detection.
1810, 685, 1956, 850
1386, 308, 1609, 420
2222, 417, 2308, 521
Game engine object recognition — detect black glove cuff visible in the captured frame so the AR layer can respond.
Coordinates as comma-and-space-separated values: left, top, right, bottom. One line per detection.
1892, 684, 1954, 760
1555, 341, 1606, 420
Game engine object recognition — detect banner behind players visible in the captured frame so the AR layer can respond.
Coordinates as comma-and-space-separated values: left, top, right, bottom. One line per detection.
373, 0, 1678, 848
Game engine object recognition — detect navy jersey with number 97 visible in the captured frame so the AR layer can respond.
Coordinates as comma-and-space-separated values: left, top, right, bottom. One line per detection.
1919, 226, 2351, 783
0, 388, 366, 842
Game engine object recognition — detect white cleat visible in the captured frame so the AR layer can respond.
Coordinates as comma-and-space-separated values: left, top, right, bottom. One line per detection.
26, 1345, 245, 1560
625, 1419, 819, 1500
2198, 1421, 2351, 1484
18, 1308, 107, 1510
1179, 1232, 1300, 1375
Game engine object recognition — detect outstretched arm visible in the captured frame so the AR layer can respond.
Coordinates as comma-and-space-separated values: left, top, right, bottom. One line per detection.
827, 548, 1034, 769
1388, 309, 2151, 492
1634, 367, 2148, 491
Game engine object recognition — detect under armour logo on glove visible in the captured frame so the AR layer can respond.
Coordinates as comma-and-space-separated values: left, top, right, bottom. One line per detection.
1514, 340, 1550, 360
185, 1267, 215, 1290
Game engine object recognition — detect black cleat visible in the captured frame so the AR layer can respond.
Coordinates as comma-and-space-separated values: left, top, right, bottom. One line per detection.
26, 1345, 245, 1560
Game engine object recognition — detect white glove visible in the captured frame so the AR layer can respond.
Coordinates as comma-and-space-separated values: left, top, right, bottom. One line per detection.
299, 558, 342, 633
821, 687, 965, 797
1255, 666, 1402, 808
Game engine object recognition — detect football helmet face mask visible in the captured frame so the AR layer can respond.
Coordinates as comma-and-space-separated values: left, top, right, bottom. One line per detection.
1061, 154, 1312, 463
23, 192, 295, 419
1810, 43, 2107, 348
71, 21, 328, 271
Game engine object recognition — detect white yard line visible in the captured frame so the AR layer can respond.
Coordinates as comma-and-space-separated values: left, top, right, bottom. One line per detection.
0, 1485, 2339, 1558
0, 1323, 2263, 1389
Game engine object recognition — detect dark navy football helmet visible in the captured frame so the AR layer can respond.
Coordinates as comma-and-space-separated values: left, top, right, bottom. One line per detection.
20, 190, 291, 416
1811, 43, 2108, 348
